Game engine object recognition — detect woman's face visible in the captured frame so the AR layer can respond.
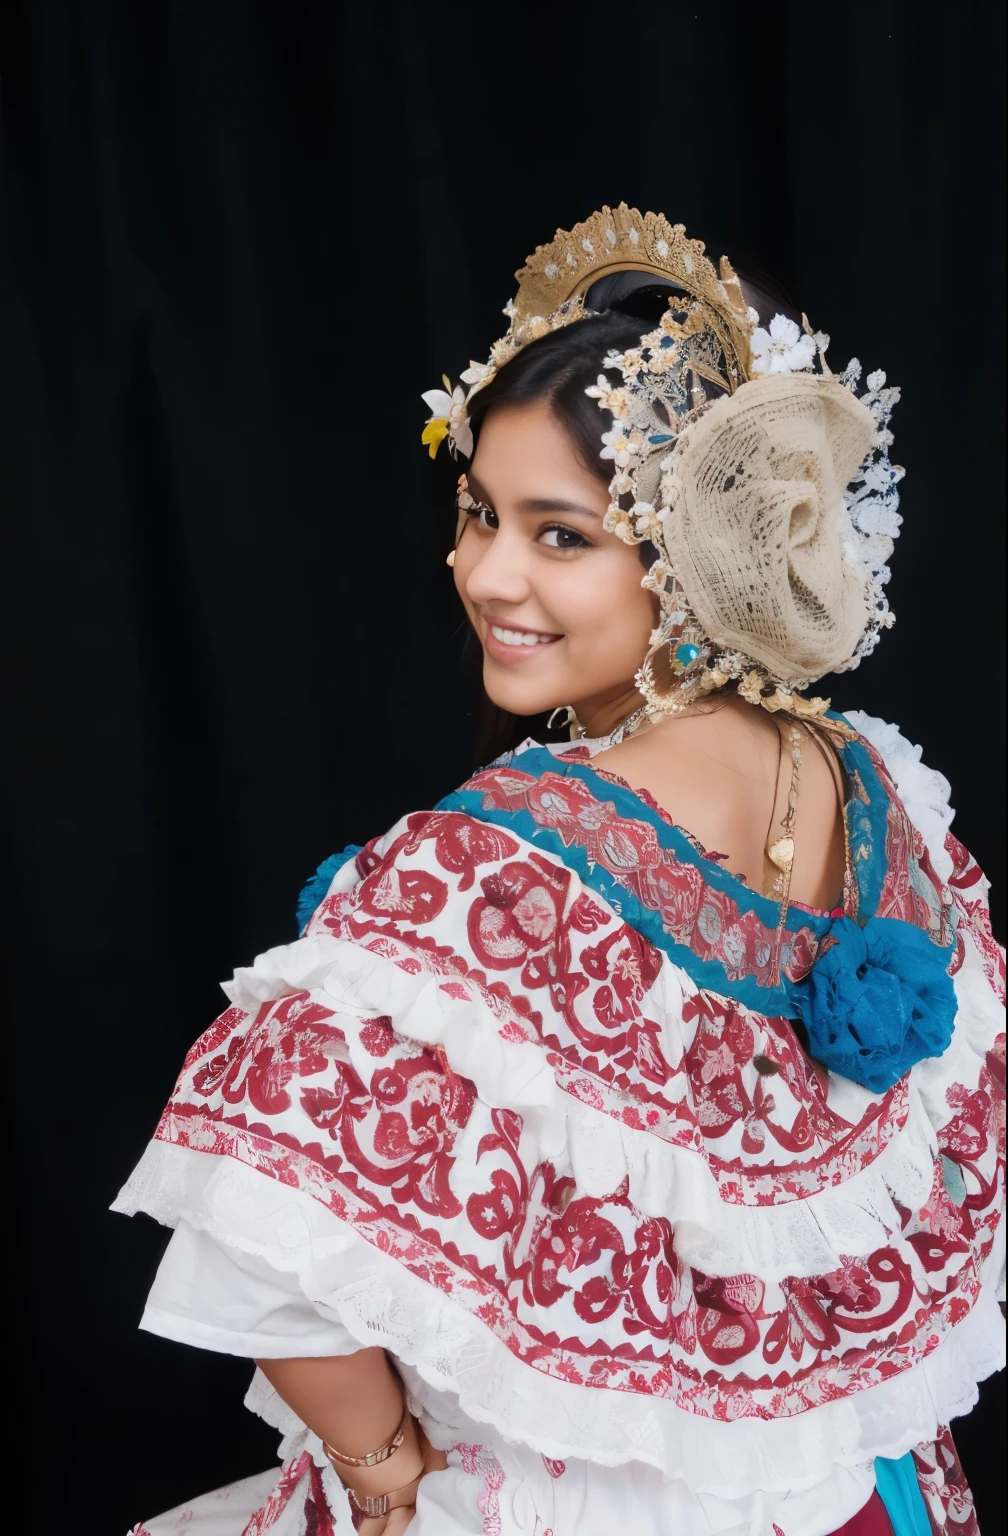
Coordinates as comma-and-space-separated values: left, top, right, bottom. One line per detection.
453, 400, 656, 731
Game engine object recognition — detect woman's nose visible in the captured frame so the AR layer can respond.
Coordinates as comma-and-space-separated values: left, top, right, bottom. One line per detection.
462, 527, 532, 606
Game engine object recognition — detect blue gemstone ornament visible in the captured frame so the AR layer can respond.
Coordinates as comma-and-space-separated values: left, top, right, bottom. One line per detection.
675, 642, 701, 667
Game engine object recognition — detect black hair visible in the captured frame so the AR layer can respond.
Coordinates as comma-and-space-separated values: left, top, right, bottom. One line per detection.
466, 308, 660, 484
463, 268, 802, 761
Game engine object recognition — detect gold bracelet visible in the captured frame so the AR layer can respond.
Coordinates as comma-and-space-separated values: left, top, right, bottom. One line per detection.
347, 1476, 422, 1520
348, 1488, 391, 1518
323, 1403, 409, 1469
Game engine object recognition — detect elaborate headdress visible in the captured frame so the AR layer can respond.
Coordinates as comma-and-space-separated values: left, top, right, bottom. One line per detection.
422, 204, 903, 720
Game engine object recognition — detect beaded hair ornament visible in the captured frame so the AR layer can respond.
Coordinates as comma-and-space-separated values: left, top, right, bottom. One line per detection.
422, 204, 903, 722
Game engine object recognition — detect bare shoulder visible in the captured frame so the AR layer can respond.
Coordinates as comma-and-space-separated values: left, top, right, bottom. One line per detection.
594, 698, 846, 907
595, 699, 779, 846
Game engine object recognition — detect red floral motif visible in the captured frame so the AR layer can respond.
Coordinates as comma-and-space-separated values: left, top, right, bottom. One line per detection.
762, 1274, 839, 1364
151, 774, 1003, 1430
679, 991, 883, 1174
467, 857, 569, 972
469, 765, 825, 990
240, 1452, 326, 1536
359, 1015, 397, 1057
912, 1426, 979, 1536
946, 832, 1006, 1003
183, 1005, 246, 1073
218, 994, 343, 1116
357, 862, 449, 926
448, 1442, 505, 1536
309, 816, 913, 1205
301, 1050, 476, 1220
686, 1270, 761, 1364
407, 813, 520, 892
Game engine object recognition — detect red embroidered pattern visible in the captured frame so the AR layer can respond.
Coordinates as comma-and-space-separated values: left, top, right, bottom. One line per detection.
450, 1443, 506, 1535
314, 811, 912, 1201
946, 832, 1006, 1003
912, 1426, 980, 1536
153, 806, 1005, 1423
462, 765, 824, 988
861, 741, 955, 945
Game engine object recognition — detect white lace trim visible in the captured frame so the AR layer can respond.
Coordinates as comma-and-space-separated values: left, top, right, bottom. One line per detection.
116, 1141, 1005, 1492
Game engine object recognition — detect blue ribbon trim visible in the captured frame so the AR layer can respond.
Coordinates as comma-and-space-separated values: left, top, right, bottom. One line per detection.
453, 746, 840, 926
874, 1453, 933, 1536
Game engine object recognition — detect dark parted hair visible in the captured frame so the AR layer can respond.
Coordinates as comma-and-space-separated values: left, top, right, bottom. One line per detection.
464, 269, 802, 762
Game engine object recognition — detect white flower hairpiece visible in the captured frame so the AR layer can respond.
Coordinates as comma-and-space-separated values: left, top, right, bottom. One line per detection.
749, 314, 817, 375
420, 362, 491, 459
420, 296, 592, 460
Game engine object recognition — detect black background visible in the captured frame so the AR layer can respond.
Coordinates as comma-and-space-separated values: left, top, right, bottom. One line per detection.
2, 3, 1004, 1532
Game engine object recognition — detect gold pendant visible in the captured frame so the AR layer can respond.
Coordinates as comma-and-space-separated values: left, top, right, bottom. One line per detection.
766, 835, 795, 872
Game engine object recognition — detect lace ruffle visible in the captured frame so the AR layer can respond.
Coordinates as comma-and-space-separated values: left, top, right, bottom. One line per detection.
117, 1141, 1005, 1492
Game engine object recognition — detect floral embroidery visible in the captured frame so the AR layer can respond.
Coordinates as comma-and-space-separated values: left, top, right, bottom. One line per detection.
945, 831, 1006, 1003
449, 1443, 506, 1536
310, 814, 910, 1201
149, 801, 1004, 1426
439, 761, 823, 1014
911, 1426, 980, 1536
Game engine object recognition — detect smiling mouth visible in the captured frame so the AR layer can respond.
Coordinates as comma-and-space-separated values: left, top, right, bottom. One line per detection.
488, 623, 559, 647
482, 618, 562, 662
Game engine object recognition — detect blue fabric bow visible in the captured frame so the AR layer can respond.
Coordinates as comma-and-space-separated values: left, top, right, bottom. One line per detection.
296, 846, 362, 935
789, 915, 956, 1092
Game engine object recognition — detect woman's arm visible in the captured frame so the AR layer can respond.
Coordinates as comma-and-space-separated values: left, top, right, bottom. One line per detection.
255, 1350, 445, 1532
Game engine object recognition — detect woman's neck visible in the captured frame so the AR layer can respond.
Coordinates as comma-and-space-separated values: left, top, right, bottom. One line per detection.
572, 684, 658, 741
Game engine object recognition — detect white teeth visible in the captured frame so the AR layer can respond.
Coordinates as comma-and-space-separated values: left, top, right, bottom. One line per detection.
490, 624, 553, 646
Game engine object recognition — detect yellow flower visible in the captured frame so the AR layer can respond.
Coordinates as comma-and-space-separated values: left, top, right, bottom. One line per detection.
422, 418, 450, 459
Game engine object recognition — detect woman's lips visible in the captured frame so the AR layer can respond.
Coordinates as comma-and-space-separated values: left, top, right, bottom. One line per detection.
483, 619, 562, 664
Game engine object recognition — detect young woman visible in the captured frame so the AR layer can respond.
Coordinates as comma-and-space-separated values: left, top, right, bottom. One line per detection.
119, 205, 1005, 1536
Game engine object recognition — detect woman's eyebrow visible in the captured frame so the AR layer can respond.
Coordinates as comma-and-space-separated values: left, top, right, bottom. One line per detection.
464, 479, 603, 520
516, 496, 603, 518
464, 475, 492, 503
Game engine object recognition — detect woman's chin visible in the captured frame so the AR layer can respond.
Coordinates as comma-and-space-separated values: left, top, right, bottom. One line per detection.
482, 665, 561, 719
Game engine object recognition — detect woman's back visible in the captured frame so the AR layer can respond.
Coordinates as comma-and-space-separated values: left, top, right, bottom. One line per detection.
594, 695, 848, 912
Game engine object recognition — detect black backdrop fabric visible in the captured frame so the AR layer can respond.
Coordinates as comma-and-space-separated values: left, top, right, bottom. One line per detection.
2, 3, 1005, 1531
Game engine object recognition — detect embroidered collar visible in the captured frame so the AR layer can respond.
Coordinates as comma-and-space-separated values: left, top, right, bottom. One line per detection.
435, 723, 954, 1021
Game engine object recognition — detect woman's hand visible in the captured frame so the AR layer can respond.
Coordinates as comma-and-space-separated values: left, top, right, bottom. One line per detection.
360, 1510, 414, 1536
357, 1427, 448, 1535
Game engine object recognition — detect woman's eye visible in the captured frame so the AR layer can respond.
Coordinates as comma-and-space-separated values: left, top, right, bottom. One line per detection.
465, 502, 498, 530
539, 524, 589, 550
